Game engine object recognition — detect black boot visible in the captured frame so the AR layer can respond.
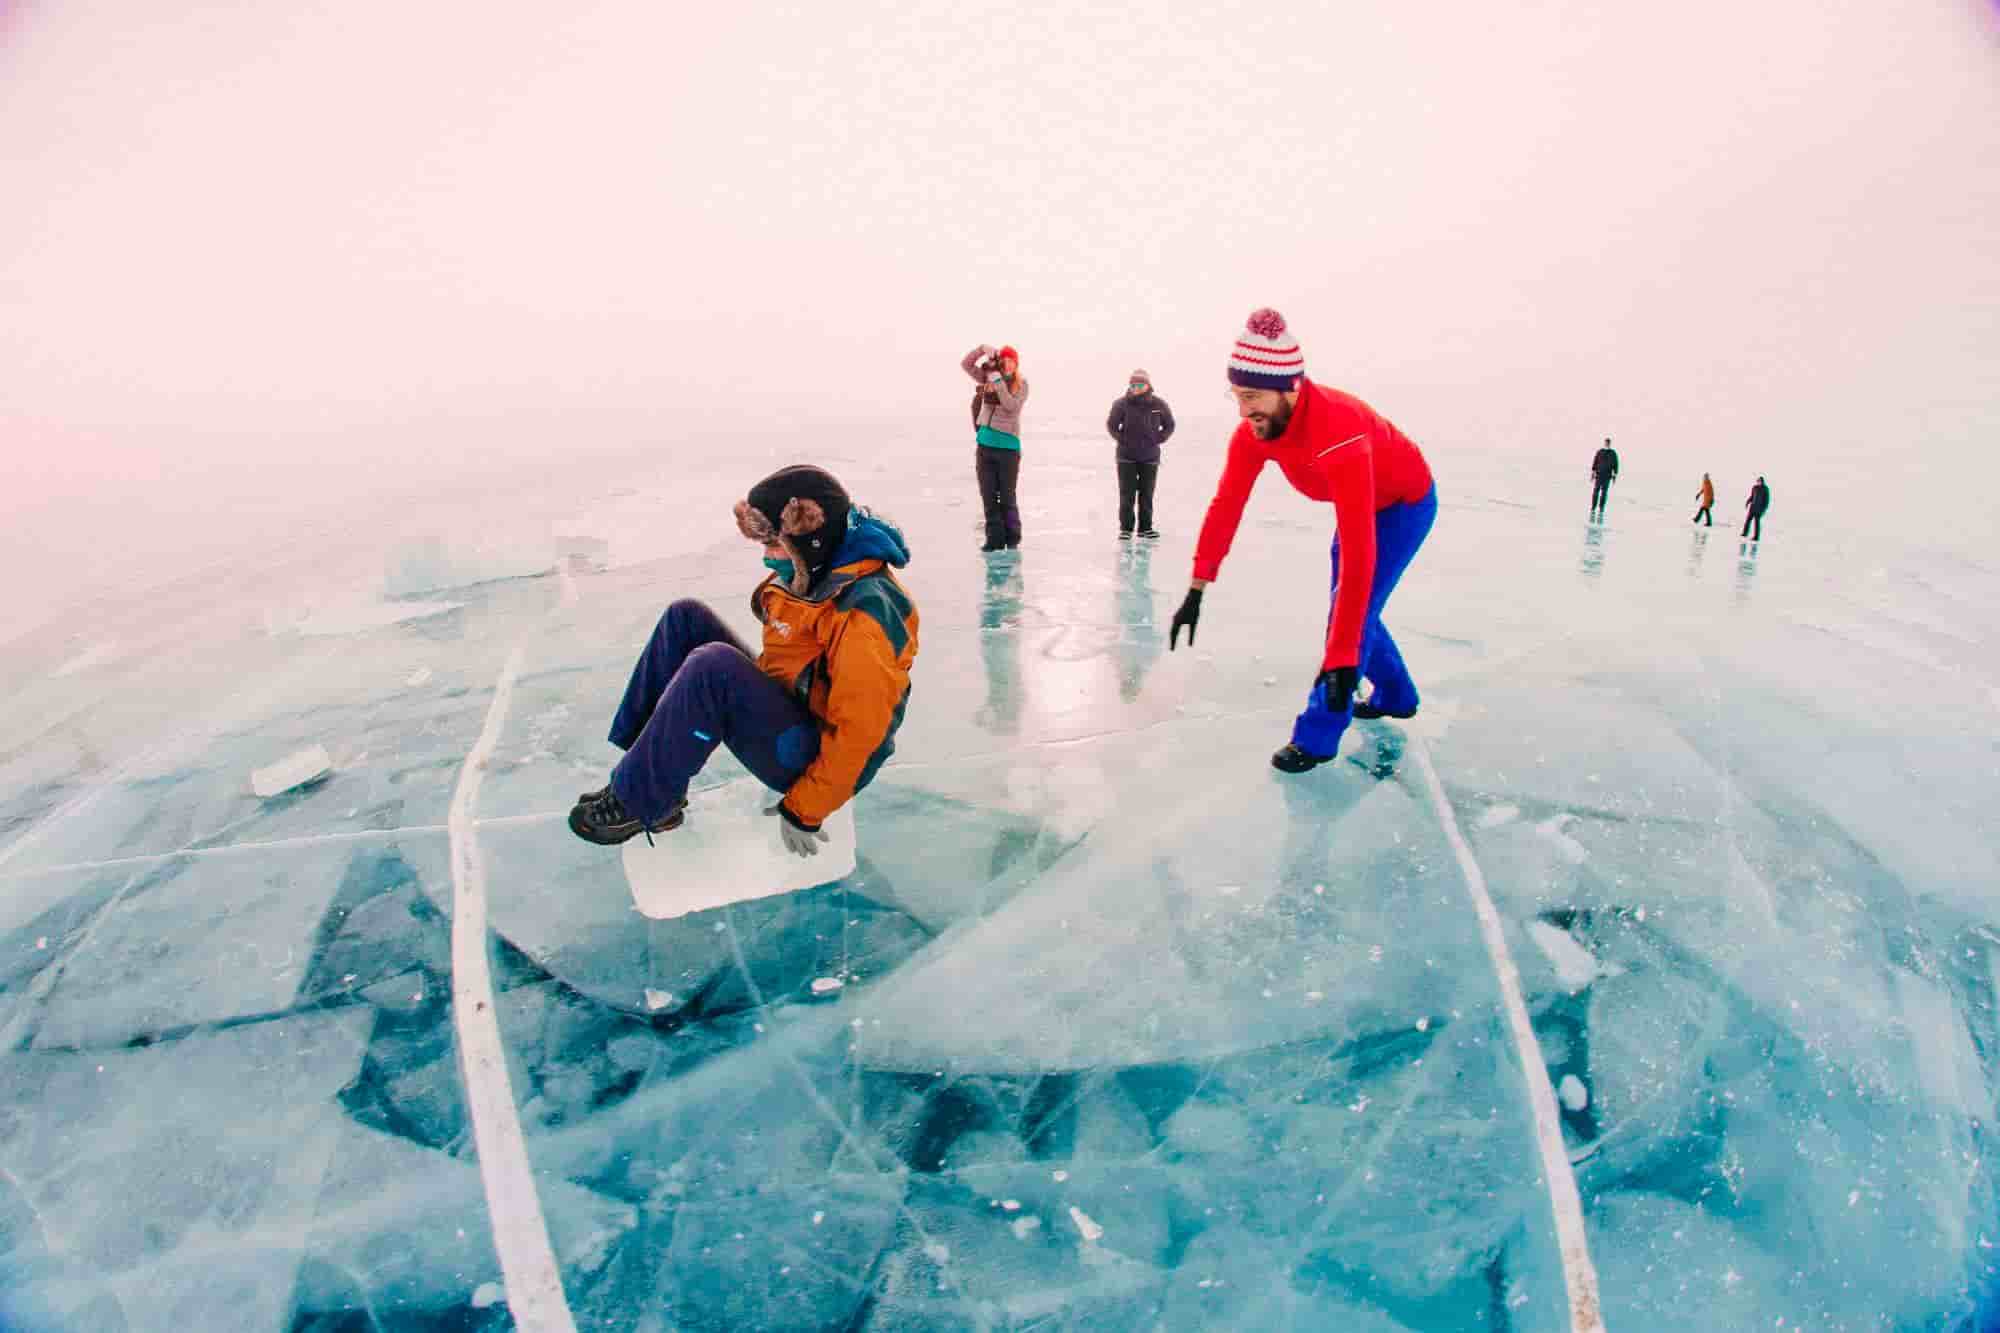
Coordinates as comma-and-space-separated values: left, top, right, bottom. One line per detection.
569, 790, 686, 846
1353, 698, 1417, 720
1271, 743, 1333, 773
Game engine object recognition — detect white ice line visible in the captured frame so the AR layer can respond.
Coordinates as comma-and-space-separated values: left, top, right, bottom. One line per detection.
1411, 736, 1607, 1333
448, 644, 577, 1333
0, 824, 454, 878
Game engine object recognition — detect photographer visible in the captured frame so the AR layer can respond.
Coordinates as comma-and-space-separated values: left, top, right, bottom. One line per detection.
1105, 368, 1175, 539
960, 343, 1029, 551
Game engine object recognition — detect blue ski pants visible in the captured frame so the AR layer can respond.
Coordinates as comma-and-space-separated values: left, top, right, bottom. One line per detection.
1291, 486, 1438, 758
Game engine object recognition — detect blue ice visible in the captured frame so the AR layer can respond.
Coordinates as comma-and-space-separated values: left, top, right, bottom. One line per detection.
1, 434, 1996, 1330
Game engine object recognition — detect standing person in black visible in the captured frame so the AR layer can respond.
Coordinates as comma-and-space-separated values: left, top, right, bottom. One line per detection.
1742, 476, 1771, 540
1106, 368, 1175, 540
1590, 438, 1619, 518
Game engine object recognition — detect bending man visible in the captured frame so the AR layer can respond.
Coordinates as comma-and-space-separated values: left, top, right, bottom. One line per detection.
1168, 308, 1436, 773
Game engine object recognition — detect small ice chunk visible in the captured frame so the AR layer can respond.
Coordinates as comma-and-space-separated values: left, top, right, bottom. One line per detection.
643, 989, 674, 1011
1052, 1170, 1069, 1182
407, 667, 434, 687
1215, 884, 1243, 896
251, 745, 333, 798
1262, 676, 1278, 686
1312, 883, 1326, 895
470, 1282, 503, 1309
1011, 1215, 1042, 1239
1478, 803, 1521, 829
1527, 920, 1599, 993
1068, 1206, 1103, 1242
812, 1211, 825, 1225
1001, 1199, 1021, 1211
810, 976, 845, 996
1533, 813, 1590, 864
1558, 1074, 1589, 1111
35, 937, 47, 950
1415, 1017, 1430, 1032
923, 1242, 950, 1263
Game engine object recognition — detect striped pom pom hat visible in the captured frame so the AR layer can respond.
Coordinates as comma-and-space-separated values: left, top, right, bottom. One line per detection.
1227, 307, 1304, 390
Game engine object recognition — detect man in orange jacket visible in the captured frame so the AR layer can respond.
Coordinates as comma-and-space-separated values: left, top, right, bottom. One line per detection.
569, 465, 918, 855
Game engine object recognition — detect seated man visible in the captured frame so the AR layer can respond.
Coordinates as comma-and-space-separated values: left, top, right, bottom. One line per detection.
569, 465, 917, 856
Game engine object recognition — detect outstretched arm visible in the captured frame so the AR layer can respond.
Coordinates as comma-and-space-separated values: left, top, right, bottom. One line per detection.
961, 345, 996, 384
1318, 440, 1378, 670
1190, 432, 1266, 584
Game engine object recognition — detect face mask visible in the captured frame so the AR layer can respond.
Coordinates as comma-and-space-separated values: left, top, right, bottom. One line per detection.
763, 556, 795, 583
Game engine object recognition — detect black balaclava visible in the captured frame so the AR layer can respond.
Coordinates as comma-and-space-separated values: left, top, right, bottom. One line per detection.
743, 465, 851, 591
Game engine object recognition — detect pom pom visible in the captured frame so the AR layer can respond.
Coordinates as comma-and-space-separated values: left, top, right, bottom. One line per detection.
1245, 307, 1288, 338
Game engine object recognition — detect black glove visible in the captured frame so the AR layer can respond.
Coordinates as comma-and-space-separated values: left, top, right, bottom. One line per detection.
1313, 666, 1360, 713
1168, 587, 1203, 650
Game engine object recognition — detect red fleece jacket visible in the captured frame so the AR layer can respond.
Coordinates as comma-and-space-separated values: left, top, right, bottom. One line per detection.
1191, 378, 1433, 670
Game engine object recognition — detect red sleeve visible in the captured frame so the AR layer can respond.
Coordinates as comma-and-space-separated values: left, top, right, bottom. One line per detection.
1320, 436, 1377, 669
1191, 430, 1267, 582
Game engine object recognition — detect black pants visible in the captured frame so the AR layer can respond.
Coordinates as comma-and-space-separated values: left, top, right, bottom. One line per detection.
1591, 476, 1612, 510
976, 446, 1022, 548
1117, 460, 1159, 533
1693, 505, 1712, 525
1742, 511, 1763, 540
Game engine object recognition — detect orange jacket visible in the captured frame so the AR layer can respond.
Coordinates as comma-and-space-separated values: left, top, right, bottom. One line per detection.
1697, 477, 1715, 505
753, 556, 919, 827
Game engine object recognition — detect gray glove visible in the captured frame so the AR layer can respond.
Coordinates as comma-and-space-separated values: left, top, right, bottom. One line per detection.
765, 803, 831, 858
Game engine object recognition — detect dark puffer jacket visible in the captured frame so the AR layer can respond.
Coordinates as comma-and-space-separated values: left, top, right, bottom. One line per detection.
1106, 392, 1177, 465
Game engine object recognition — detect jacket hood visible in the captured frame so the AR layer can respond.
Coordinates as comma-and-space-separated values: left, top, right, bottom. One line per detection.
832, 509, 910, 570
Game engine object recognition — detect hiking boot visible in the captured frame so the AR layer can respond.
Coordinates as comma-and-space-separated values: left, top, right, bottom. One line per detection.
568, 789, 686, 846
577, 782, 610, 804
1353, 698, 1417, 720
1137, 528, 1160, 540
1271, 743, 1333, 774
1118, 530, 1134, 540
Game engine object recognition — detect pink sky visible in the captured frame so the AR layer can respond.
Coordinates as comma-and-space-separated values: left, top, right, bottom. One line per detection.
2, 0, 1996, 635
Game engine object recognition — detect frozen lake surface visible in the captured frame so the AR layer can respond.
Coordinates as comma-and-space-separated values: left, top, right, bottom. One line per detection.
1, 423, 1996, 1331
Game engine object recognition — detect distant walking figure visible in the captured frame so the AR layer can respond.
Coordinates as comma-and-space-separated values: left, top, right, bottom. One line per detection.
1693, 472, 1715, 526
1742, 476, 1771, 540
1590, 438, 1619, 517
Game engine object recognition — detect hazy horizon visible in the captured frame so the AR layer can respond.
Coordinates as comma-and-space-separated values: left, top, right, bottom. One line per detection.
3, 0, 1996, 639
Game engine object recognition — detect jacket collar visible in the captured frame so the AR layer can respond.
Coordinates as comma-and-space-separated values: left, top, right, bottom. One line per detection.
762, 557, 887, 606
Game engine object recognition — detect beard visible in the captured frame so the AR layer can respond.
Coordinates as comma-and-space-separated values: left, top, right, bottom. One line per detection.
1248, 395, 1294, 440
